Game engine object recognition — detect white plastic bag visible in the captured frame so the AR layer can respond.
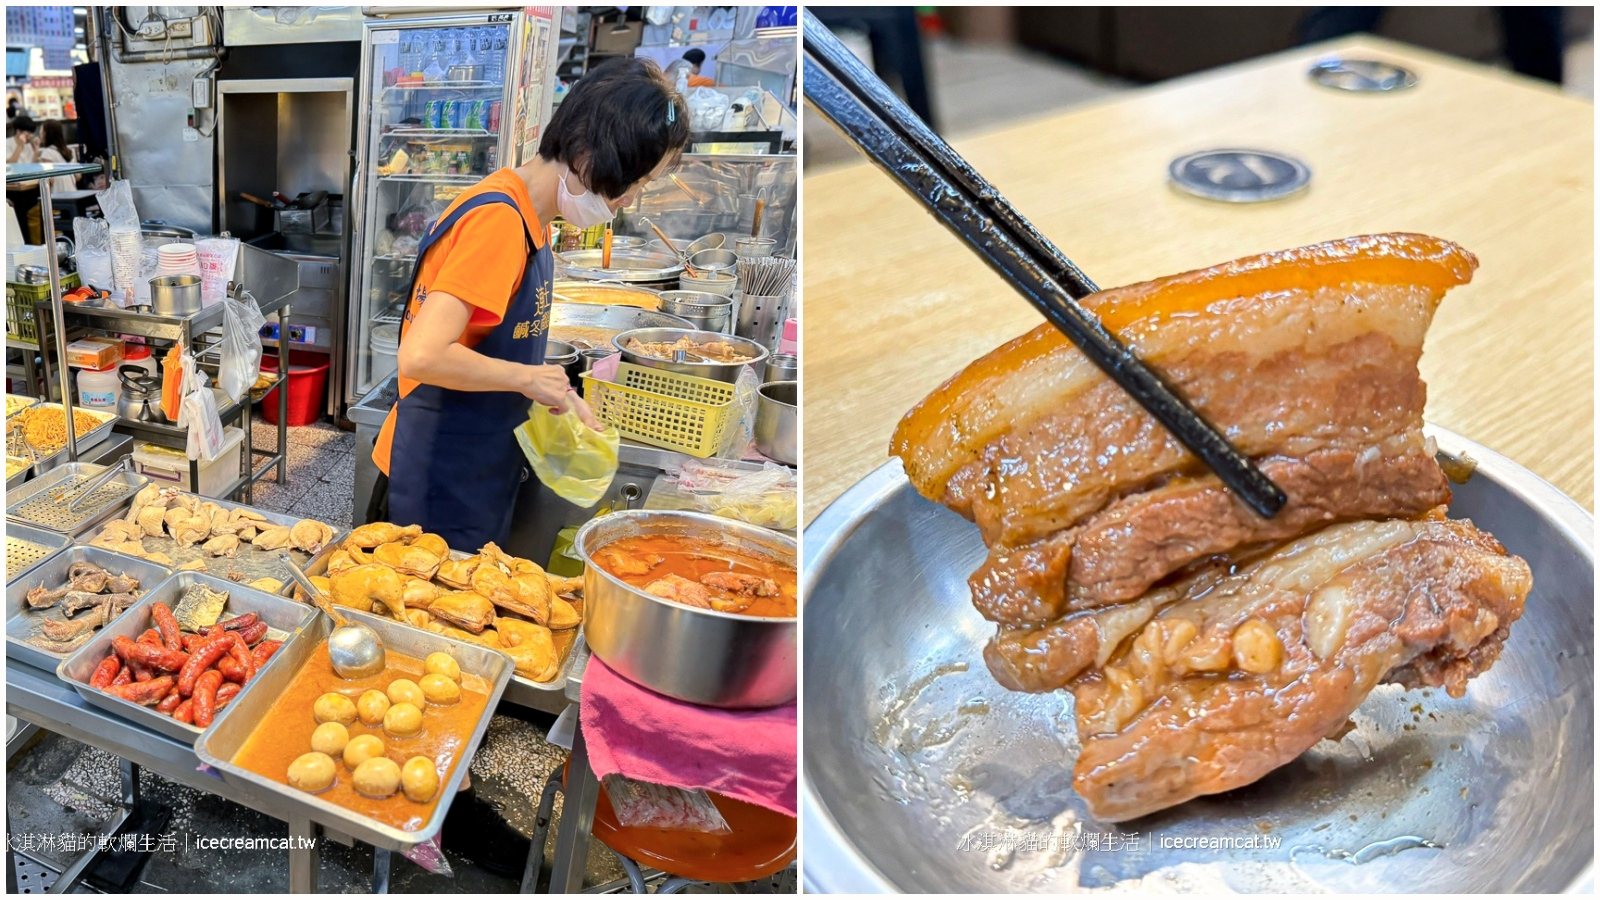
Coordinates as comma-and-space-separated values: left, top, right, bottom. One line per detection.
175, 348, 225, 462
678, 461, 797, 530
601, 774, 731, 833
685, 86, 730, 131
218, 289, 266, 404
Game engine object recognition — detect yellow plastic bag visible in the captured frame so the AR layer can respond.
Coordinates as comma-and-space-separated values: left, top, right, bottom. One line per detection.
515, 404, 620, 508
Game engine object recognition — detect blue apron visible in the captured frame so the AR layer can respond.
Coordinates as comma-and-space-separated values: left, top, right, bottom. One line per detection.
388, 191, 554, 549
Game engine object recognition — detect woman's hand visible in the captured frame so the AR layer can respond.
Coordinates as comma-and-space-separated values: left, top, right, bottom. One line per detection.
568, 392, 601, 431
517, 364, 575, 408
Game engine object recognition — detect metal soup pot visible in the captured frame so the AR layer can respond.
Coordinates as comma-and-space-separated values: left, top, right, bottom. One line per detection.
575, 510, 797, 708
658, 290, 733, 333
544, 339, 582, 391
614, 327, 768, 384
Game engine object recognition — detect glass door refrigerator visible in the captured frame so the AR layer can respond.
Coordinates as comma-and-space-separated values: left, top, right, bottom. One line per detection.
346, 7, 563, 407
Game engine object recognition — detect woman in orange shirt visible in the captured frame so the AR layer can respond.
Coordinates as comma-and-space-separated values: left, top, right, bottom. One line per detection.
373, 58, 690, 549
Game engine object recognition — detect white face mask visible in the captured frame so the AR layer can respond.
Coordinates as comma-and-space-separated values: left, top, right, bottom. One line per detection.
556, 165, 616, 229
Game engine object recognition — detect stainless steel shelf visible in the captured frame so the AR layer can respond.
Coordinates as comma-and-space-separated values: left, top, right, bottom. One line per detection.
377, 173, 484, 185
384, 128, 499, 138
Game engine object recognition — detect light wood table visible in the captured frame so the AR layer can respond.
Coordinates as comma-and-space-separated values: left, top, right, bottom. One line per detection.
802, 36, 1594, 523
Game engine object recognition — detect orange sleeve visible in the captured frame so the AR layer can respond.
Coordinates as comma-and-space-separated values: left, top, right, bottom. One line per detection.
688, 74, 715, 88
429, 204, 530, 328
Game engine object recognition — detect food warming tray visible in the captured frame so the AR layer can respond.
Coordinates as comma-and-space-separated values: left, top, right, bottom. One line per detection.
195, 606, 513, 850
301, 549, 585, 713
5, 523, 72, 586
7, 462, 150, 536
801, 426, 1593, 893
8, 403, 119, 475
7, 545, 174, 671
56, 572, 315, 744
80, 493, 347, 598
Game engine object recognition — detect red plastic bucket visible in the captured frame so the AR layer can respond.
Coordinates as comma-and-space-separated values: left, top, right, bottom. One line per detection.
258, 349, 330, 427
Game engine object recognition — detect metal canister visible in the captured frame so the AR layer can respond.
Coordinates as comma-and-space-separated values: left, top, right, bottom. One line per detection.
764, 353, 798, 383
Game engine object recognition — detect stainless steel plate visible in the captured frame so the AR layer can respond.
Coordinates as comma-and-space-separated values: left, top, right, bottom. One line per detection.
5, 524, 72, 586
7, 462, 149, 535
79, 494, 346, 598
6, 545, 173, 671
301, 548, 585, 712
801, 426, 1593, 893
195, 606, 513, 849
56, 572, 316, 744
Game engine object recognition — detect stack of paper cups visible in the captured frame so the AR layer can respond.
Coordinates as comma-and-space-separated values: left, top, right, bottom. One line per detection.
194, 237, 240, 308
157, 243, 200, 278
109, 228, 143, 298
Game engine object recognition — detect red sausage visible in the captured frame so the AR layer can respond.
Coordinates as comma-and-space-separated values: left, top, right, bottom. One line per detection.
227, 633, 256, 682
214, 612, 258, 633
217, 656, 248, 683
129, 659, 153, 682
192, 670, 223, 727
151, 603, 183, 653
136, 628, 161, 646
215, 682, 241, 707
172, 698, 194, 724
111, 664, 132, 686
236, 621, 269, 646
112, 636, 189, 673
156, 690, 183, 714
251, 640, 283, 669
180, 633, 211, 652
89, 656, 121, 689
108, 675, 174, 706
178, 632, 233, 697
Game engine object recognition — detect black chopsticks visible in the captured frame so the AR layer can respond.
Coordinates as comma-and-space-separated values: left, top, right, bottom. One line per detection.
801, 11, 1287, 519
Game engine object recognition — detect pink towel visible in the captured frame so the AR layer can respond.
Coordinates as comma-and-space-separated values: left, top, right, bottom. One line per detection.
580, 657, 797, 818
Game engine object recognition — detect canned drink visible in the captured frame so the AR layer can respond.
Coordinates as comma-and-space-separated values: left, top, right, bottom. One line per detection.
488, 100, 502, 133
438, 100, 456, 130
422, 100, 439, 129
466, 100, 484, 131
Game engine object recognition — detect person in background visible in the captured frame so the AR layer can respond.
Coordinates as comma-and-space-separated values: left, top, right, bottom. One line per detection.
6, 96, 20, 122
1299, 7, 1567, 84
664, 47, 716, 89
6, 116, 76, 243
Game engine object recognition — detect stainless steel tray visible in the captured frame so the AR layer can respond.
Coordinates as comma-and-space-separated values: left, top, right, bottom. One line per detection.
5, 523, 72, 586
801, 425, 1594, 893
195, 606, 513, 850
56, 571, 315, 744
6, 545, 173, 671
7, 403, 119, 475
6, 462, 149, 536
7, 455, 32, 491
303, 548, 583, 712
80, 493, 347, 598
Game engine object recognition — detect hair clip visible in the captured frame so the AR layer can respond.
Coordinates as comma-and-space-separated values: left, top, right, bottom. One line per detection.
667, 100, 676, 124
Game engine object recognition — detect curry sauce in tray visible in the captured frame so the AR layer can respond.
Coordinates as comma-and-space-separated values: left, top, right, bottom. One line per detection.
232, 643, 490, 832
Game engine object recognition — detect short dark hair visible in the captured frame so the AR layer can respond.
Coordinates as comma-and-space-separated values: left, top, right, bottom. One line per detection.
12, 114, 36, 133
682, 48, 706, 66
539, 56, 690, 200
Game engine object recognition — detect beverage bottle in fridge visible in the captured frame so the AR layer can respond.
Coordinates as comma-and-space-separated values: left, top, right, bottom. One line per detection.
488, 100, 502, 134
466, 100, 483, 131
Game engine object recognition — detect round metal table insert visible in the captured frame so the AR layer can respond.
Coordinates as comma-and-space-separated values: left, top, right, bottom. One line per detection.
1168, 149, 1312, 203
1309, 57, 1419, 92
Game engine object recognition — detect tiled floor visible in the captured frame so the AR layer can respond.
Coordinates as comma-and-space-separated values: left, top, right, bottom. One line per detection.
246, 419, 358, 531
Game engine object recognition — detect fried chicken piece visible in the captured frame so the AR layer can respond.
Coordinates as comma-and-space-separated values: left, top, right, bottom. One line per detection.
401, 608, 435, 630
145, 552, 174, 567
425, 618, 500, 649
123, 483, 164, 525
412, 533, 450, 560
229, 507, 268, 523
496, 617, 561, 681
644, 574, 714, 609
428, 591, 496, 633
328, 564, 404, 615
597, 545, 662, 577
247, 577, 284, 593
374, 540, 442, 580
293, 575, 332, 604
700, 571, 779, 597
325, 549, 359, 575
1058, 517, 1529, 822
177, 558, 207, 571
345, 522, 422, 549
472, 565, 551, 624
290, 520, 335, 554
547, 574, 583, 599
202, 534, 241, 558
96, 519, 145, 545
435, 555, 486, 591
402, 578, 441, 610
251, 524, 293, 551
548, 597, 581, 631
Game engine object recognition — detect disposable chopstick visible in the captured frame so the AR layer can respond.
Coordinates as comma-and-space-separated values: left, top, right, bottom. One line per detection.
801, 11, 1286, 519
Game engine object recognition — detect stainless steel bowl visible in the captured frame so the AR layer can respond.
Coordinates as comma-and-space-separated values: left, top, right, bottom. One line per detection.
754, 380, 796, 466
150, 274, 201, 316
556, 249, 684, 289
764, 353, 799, 383
614, 327, 768, 384
575, 510, 796, 708
689, 248, 738, 275
549, 303, 693, 352
801, 425, 1594, 893
658, 290, 733, 333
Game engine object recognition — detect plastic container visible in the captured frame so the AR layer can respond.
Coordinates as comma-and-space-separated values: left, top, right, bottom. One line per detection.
581, 362, 739, 458
370, 324, 400, 382
132, 425, 245, 496
119, 342, 159, 380
75, 363, 121, 410
258, 349, 330, 426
